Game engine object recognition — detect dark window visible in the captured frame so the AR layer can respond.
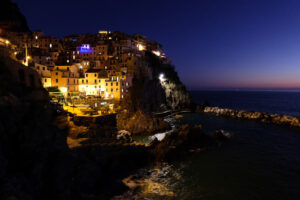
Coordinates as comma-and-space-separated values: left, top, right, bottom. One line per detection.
86, 74, 88, 77
56, 79, 58, 83
43, 67, 45, 70
55, 72, 58, 75
86, 80, 88, 83
82, 80, 84, 83
111, 83, 113, 86
94, 80, 97, 83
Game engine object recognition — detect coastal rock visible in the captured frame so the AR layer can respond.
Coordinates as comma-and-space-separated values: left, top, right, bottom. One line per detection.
203, 106, 300, 128
213, 130, 231, 140
150, 124, 210, 161
117, 130, 133, 143
117, 110, 170, 135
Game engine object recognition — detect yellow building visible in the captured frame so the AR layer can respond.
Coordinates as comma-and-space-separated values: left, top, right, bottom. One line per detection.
105, 76, 121, 99
79, 69, 108, 97
33, 63, 51, 88
51, 65, 80, 96
78, 69, 125, 99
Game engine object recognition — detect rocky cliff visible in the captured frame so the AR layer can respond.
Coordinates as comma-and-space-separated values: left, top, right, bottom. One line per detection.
0, 49, 154, 200
0, 0, 30, 34
117, 51, 191, 134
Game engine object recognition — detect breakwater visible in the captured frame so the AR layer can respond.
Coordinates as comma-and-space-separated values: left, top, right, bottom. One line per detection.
203, 106, 300, 128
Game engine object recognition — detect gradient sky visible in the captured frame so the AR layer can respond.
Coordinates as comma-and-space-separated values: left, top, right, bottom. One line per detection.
14, 0, 300, 90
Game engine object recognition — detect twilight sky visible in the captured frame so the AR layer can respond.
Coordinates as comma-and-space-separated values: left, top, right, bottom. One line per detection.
14, 0, 300, 90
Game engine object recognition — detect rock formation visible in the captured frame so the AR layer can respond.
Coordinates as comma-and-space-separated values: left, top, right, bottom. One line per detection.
204, 106, 300, 128
117, 52, 191, 134
0, 0, 30, 34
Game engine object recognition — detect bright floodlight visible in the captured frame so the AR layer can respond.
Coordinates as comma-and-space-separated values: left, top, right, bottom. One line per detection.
159, 73, 164, 80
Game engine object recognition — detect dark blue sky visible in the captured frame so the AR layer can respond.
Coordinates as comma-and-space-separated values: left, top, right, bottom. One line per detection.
14, 0, 300, 90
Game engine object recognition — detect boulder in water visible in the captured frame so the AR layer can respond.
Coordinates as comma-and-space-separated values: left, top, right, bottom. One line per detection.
117, 130, 133, 143
213, 129, 231, 140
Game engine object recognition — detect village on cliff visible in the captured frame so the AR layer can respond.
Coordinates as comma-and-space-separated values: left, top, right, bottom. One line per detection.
0, 29, 170, 116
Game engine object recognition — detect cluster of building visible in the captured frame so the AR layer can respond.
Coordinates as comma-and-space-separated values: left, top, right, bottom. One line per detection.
1, 30, 170, 100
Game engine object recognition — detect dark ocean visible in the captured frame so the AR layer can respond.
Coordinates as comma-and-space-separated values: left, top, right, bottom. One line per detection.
190, 90, 300, 117
126, 90, 300, 200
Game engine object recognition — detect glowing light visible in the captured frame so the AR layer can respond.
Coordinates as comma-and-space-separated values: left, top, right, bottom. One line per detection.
137, 43, 145, 51
159, 73, 164, 80
99, 30, 108, 34
5, 40, 9, 45
78, 44, 92, 54
60, 87, 67, 93
49, 43, 52, 48
152, 50, 161, 56
14, 51, 17, 55
35, 36, 38, 40
27, 56, 31, 60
